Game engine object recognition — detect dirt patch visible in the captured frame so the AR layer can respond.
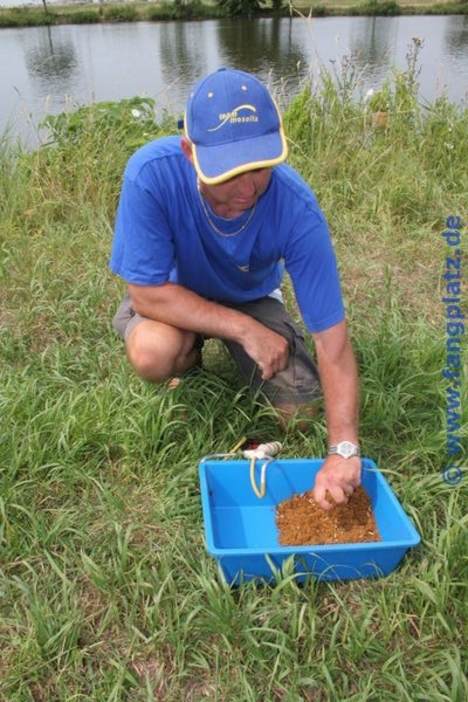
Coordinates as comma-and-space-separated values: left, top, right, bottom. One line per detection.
276, 486, 380, 545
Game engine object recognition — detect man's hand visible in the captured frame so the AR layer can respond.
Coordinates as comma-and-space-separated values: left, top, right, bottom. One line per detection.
241, 325, 289, 380
128, 282, 289, 380
313, 455, 361, 511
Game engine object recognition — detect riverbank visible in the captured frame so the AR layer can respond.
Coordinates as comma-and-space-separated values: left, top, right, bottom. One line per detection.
1, 53, 466, 698
0, 0, 467, 28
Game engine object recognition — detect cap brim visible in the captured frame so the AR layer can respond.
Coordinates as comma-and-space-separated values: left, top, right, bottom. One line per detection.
192, 127, 288, 185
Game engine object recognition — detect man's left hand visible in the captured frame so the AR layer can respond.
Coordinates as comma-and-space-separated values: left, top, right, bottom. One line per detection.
313, 455, 361, 511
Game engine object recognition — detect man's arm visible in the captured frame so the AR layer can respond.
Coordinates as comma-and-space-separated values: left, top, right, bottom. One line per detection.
311, 319, 361, 510
128, 282, 289, 380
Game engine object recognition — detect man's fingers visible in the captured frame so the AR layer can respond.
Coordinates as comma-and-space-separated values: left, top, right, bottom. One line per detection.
333, 468, 361, 491
313, 484, 333, 511
328, 484, 348, 505
279, 350, 289, 372
247, 327, 290, 381
351, 474, 361, 488
313, 484, 349, 510
260, 352, 289, 380
312, 457, 362, 511
260, 364, 275, 381
314, 482, 350, 510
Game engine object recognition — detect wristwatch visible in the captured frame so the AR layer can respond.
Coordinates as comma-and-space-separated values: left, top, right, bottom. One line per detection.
328, 441, 360, 459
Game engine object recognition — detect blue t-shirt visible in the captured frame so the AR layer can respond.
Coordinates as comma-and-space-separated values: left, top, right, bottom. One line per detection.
110, 136, 345, 333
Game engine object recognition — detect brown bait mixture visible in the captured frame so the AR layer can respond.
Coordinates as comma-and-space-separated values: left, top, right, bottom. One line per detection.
276, 486, 381, 546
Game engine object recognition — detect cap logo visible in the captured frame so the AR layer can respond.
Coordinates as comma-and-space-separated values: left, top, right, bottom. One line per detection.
207, 104, 258, 132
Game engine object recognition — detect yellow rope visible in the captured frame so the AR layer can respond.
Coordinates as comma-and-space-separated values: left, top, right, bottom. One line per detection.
249, 456, 266, 499
204, 436, 279, 500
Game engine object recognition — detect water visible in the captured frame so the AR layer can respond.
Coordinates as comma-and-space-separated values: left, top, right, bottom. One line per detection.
1, 15, 467, 145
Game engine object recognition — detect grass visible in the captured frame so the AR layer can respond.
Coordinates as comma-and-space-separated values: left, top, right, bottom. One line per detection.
1, 49, 467, 699
0, 0, 467, 28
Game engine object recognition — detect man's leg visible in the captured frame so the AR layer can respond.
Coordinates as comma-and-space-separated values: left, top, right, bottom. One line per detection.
223, 297, 322, 429
112, 295, 202, 382
112, 294, 320, 427
126, 320, 201, 382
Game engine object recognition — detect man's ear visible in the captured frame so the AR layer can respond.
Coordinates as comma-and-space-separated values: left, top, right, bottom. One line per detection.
180, 137, 194, 164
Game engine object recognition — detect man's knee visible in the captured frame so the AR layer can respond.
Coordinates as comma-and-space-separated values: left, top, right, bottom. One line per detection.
126, 321, 196, 382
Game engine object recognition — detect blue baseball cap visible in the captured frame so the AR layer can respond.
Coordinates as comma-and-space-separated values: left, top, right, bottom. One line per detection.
185, 67, 288, 185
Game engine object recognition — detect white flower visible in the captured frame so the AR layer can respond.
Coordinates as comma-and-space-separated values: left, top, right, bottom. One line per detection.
131, 109, 142, 118
365, 88, 375, 102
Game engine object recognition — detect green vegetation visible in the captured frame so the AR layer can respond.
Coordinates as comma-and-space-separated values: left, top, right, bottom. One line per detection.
0, 0, 467, 28
218, 0, 263, 18
348, 0, 402, 14
1, 47, 467, 699
103, 3, 139, 21
65, 8, 101, 23
146, 0, 225, 20
0, 6, 56, 26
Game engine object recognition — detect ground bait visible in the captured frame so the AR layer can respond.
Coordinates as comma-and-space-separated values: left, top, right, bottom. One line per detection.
276, 486, 381, 545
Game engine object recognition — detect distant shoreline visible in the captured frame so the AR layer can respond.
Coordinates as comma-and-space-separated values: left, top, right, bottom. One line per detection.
1, 1, 467, 30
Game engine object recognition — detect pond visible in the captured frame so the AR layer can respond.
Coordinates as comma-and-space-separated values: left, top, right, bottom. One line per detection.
1, 14, 467, 145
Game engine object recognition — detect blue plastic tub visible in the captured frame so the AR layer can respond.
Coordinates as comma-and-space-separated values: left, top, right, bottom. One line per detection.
199, 458, 420, 585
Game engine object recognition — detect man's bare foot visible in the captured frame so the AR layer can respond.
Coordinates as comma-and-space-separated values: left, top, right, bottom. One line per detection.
166, 377, 182, 390
273, 402, 320, 432
165, 349, 203, 390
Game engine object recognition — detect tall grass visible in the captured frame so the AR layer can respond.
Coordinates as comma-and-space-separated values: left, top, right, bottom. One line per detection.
1, 53, 467, 699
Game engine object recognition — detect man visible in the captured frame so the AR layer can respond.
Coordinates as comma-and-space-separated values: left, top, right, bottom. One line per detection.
110, 67, 361, 510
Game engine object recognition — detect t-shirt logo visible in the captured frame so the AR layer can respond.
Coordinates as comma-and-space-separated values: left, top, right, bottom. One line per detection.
207, 105, 259, 133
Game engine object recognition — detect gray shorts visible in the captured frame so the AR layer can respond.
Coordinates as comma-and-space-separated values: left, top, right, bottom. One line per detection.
112, 294, 321, 406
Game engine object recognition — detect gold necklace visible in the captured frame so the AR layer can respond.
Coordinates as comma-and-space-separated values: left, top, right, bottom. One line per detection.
197, 180, 257, 238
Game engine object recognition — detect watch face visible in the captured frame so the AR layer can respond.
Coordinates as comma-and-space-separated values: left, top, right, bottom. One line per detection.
338, 441, 356, 459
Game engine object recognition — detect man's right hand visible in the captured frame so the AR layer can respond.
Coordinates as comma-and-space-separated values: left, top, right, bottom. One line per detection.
241, 323, 289, 380
128, 283, 289, 379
